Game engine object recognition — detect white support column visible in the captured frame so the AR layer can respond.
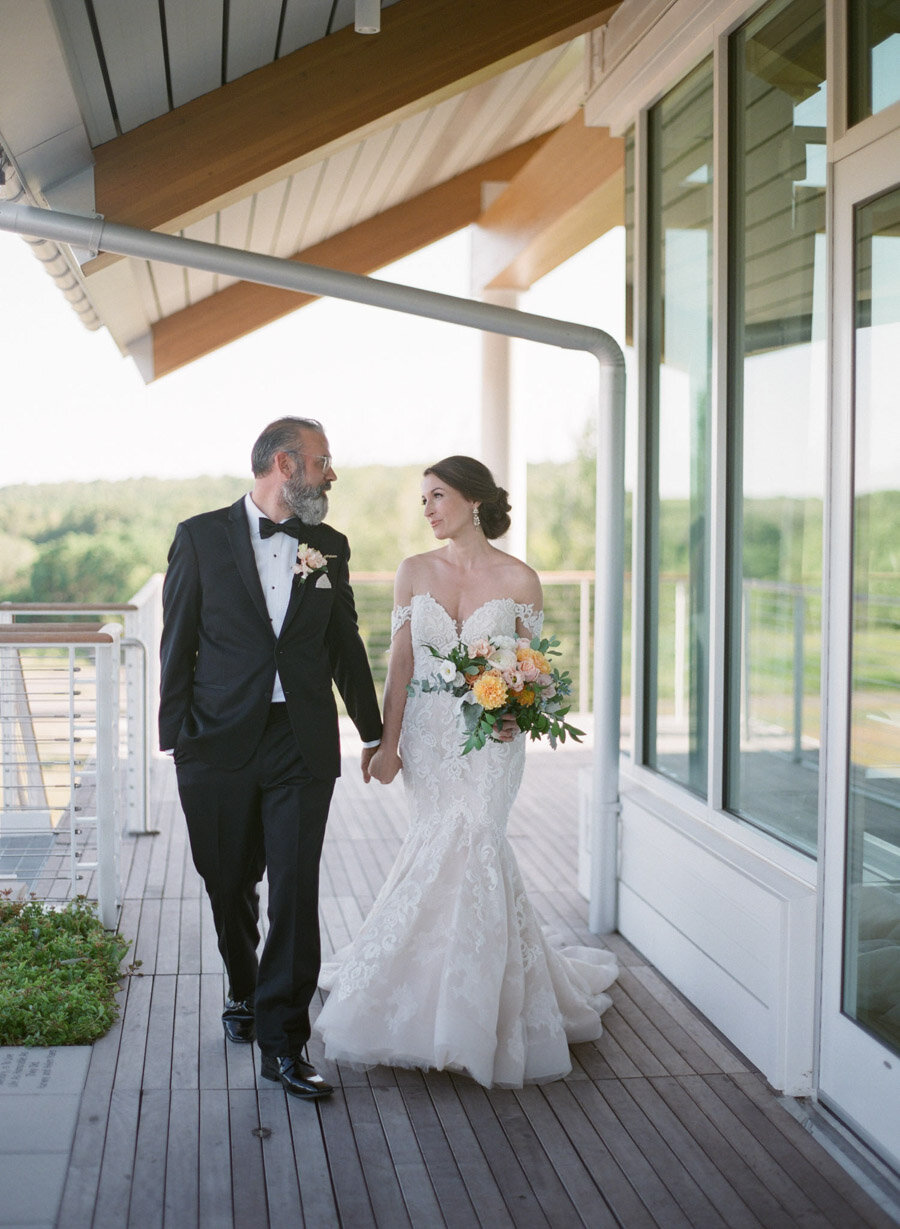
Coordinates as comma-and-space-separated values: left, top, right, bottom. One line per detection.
479, 287, 526, 557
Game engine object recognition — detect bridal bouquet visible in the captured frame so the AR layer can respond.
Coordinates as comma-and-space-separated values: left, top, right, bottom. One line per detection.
408, 633, 584, 754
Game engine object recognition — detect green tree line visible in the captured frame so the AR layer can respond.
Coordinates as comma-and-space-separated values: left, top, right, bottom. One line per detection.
1, 464, 896, 604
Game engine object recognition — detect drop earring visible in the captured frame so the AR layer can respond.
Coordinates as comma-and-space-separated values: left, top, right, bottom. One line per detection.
472, 506, 481, 529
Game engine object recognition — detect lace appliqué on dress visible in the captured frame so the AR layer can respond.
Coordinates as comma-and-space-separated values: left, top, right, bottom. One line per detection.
315, 591, 617, 1088
390, 603, 412, 640
513, 602, 543, 638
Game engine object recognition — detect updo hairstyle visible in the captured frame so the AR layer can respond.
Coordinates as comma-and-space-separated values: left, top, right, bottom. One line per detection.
423, 456, 511, 540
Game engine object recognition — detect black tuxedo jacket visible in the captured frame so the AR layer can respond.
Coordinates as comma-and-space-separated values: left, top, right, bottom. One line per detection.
159, 498, 382, 778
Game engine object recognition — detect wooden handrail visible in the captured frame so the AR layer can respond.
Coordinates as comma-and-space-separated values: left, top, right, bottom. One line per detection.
0, 625, 116, 644
0, 602, 138, 612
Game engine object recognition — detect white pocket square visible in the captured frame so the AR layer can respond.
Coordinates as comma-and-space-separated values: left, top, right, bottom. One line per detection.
315, 573, 332, 589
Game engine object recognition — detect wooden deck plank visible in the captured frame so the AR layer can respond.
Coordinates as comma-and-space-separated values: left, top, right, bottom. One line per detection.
540, 1080, 659, 1229
131, 897, 162, 974
732, 1071, 900, 1224
647, 1075, 799, 1228
392, 1068, 481, 1228
624, 1076, 764, 1227
171, 974, 201, 1090
674, 1074, 845, 1225
511, 1083, 620, 1227
228, 1089, 269, 1228
718, 1074, 899, 1228
343, 1084, 414, 1227
128, 1087, 171, 1229
91, 1089, 141, 1229
41, 753, 897, 1229
164, 1089, 201, 1226
142, 972, 177, 1089
155, 895, 182, 974
112, 973, 152, 1091
451, 1080, 553, 1228
592, 1077, 733, 1227
317, 1091, 379, 1226
568, 1080, 694, 1228
425, 1073, 517, 1229
198, 1088, 233, 1228
371, 1082, 447, 1226
282, 1094, 342, 1226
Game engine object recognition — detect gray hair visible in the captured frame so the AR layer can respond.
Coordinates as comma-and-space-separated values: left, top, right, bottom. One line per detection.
251, 417, 324, 476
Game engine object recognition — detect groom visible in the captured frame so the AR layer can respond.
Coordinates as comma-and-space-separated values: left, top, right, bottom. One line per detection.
159, 416, 382, 1099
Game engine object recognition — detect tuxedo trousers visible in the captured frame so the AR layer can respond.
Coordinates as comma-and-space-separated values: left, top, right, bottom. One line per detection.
175, 704, 335, 1056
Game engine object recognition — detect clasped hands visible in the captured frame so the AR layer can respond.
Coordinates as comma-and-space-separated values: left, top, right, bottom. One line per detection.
360, 713, 520, 785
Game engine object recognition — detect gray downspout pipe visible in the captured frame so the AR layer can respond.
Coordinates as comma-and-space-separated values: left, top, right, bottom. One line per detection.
0, 201, 624, 934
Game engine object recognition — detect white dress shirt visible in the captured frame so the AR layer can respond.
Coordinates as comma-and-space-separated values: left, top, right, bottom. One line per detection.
243, 495, 380, 747
245, 493, 298, 702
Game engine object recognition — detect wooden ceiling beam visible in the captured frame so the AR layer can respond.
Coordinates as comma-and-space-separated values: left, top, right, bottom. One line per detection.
471, 113, 624, 291
150, 134, 551, 380
86, 1, 619, 272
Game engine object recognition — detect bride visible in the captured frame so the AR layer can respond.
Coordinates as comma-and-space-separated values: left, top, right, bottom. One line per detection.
315, 456, 617, 1087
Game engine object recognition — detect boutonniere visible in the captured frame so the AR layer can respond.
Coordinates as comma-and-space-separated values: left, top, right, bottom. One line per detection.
293, 544, 328, 583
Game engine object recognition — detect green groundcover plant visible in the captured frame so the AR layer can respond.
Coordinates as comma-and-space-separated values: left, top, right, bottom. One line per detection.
0, 893, 132, 1046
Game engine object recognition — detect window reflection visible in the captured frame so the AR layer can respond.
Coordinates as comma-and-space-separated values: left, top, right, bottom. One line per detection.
725, 0, 826, 853
844, 187, 900, 1055
644, 62, 713, 795
849, 0, 900, 125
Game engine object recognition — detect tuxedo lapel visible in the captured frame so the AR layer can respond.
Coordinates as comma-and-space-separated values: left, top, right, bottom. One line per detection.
279, 525, 327, 638
226, 499, 272, 632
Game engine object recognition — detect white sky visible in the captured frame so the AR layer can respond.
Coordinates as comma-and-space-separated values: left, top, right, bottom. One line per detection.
0, 226, 626, 487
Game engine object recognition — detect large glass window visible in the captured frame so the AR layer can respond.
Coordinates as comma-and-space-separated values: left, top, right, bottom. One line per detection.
724, 0, 826, 854
849, 0, 900, 125
623, 129, 635, 758
844, 186, 900, 1054
644, 62, 713, 795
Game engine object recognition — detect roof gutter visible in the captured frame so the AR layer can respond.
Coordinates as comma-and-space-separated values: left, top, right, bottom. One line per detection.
0, 159, 100, 331
0, 200, 624, 934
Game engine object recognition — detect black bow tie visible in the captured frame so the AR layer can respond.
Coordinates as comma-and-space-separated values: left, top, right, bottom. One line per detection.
259, 516, 304, 540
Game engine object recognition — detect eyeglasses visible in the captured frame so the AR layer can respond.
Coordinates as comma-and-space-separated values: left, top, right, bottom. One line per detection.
287, 450, 333, 474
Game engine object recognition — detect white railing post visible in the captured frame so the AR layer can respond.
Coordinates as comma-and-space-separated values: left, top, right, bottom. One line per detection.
674, 579, 687, 727
793, 590, 806, 763
579, 577, 591, 711
94, 626, 120, 928
123, 573, 164, 834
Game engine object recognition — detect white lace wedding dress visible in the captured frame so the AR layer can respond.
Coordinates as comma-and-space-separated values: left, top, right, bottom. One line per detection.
315, 593, 618, 1087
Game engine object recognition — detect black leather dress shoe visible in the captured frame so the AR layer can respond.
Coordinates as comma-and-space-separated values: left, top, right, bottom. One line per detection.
260, 1054, 333, 1099
222, 999, 255, 1044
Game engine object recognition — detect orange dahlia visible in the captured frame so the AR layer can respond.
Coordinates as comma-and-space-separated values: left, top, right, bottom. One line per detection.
472, 671, 508, 710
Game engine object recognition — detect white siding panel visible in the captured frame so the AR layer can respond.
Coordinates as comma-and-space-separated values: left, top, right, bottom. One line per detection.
181, 215, 219, 304
165, 0, 223, 107
399, 94, 470, 199
278, 0, 333, 54
363, 110, 433, 218
217, 197, 255, 250
288, 163, 329, 253
92, 0, 169, 133
249, 181, 293, 256
302, 145, 365, 248
617, 781, 817, 1093
283, 164, 329, 254
130, 260, 162, 324
459, 62, 548, 170
226, 0, 282, 81
149, 255, 189, 316
47, 0, 118, 143
341, 128, 400, 230
620, 802, 779, 1003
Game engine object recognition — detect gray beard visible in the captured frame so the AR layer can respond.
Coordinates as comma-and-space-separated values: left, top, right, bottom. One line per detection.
282, 474, 329, 525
